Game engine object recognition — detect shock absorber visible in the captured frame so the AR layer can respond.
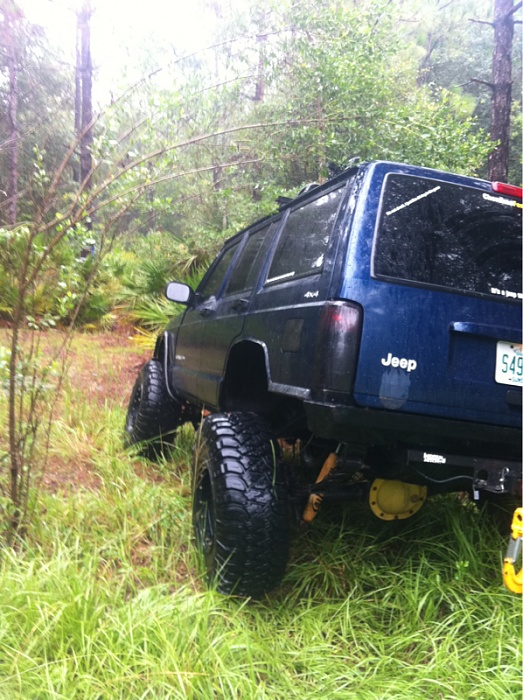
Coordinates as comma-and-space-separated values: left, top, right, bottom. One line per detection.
302, 452, 338, 524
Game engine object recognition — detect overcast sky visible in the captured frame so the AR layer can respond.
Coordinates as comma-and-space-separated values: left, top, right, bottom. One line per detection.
17, 0, 214, 101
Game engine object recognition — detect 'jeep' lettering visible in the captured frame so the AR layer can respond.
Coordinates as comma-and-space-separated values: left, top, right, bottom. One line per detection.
381, 353, 417, 372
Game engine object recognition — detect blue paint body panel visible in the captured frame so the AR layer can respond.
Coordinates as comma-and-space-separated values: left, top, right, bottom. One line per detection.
337, 162, 521, 428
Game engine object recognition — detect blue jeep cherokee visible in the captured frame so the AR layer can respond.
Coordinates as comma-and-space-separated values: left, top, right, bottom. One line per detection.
125, 161, 522, 597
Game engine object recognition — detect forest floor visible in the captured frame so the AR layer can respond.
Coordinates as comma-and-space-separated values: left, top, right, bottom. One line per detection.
40, 328, 149, 492
0, 330, 521, 700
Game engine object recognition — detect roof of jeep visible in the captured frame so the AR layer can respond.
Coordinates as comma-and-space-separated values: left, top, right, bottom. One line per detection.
220, 160, 494, 248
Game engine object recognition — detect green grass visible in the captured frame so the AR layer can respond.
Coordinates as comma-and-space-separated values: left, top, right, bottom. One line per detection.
0, 333, 521, 699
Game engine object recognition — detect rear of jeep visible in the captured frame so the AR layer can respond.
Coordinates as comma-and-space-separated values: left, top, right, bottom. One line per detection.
126, 160, 522, 597
305, 162, 521, 511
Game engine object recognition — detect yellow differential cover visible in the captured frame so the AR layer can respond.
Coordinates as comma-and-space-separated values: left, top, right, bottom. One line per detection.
369, 478, 427, 520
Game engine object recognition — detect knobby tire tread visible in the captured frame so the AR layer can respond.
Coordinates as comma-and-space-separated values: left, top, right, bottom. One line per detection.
125, 359, 182, 456
193, 412, 290, 597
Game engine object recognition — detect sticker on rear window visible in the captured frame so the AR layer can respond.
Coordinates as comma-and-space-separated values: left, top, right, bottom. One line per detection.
483, 193, 523, 209
385, 186, 441, 216
490, 287, 523, 300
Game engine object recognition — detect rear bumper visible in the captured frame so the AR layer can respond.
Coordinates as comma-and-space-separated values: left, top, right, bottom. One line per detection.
304, 401, 522, 460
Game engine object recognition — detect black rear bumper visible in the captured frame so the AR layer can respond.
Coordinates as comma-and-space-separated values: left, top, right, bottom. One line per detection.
304, 401, 522, 461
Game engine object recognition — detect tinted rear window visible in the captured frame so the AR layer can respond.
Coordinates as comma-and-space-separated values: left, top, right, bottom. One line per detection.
226, 221, 278, 295
373, 174, 522, 301
266, 186, 345, 284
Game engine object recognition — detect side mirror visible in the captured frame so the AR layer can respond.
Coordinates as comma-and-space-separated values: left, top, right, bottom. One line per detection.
165, 281, 194, 305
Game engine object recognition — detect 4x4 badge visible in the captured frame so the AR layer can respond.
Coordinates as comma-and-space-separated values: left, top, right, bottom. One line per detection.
381, 353, 417, 372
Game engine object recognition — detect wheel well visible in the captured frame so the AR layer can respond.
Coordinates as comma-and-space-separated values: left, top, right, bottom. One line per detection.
153, 335, 166, 363
221, 342, 271, 413
221, 341, 307, 437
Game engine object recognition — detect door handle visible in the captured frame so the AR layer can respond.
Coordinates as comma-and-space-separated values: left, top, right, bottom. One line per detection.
230, 298, 249, 312
198, 307, 214, 318
450, 322, 521, 343
197, 296, 217, 317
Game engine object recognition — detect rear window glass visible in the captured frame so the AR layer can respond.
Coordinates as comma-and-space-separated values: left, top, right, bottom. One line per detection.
373, 174, 522, 301
266, 186, 345, 284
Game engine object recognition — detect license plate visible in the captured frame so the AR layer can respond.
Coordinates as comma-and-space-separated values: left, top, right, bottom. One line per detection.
495, 341, 523, 386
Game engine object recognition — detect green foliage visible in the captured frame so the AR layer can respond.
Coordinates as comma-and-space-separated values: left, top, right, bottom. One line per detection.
0, 17, 75, 224
250, 0, 492, 181
97, 232, 210, 334
398, 0, 522, 181
0, 221, 106, 326
2, 0, 512, 335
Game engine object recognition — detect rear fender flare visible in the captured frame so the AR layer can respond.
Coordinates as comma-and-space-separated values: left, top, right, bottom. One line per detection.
154, 332, 176, 400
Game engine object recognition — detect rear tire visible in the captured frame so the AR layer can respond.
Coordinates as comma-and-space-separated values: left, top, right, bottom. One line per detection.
125, 359, 183, 458
192, 412, 290, 597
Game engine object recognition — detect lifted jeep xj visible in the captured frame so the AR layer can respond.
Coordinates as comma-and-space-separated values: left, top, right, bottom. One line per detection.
125, 160, 522, 597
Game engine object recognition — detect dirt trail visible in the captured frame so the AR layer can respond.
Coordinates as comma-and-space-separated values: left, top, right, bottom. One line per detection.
40, 329, 150, 492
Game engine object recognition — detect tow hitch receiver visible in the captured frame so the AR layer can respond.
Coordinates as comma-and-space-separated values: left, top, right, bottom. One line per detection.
503, 508, 522, 595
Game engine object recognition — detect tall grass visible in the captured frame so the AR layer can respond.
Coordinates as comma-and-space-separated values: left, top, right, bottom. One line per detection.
0, 334, 520, 699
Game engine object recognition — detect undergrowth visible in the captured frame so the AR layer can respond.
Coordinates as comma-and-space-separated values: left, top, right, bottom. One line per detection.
0, 333, 520, 699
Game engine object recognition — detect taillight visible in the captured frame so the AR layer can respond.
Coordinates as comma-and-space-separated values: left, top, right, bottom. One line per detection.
312, 301, 362, 400
492, 182, 523, 199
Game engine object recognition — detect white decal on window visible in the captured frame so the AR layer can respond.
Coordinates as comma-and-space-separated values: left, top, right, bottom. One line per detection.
386, 186, 441, 216
483, 192, 522, 208
490, 287, 522, 300
266, 271, 296, 284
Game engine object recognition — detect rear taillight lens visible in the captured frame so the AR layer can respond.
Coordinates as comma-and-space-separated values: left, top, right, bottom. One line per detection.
312, 301, 362, 399
492, 182, 523, 199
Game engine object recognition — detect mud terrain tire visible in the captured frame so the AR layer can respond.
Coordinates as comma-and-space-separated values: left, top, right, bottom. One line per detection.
192, 412, 290, 597
125, 359, 182, 457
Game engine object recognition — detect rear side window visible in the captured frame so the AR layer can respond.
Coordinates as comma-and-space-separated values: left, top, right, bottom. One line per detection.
373, 174, 522, 301
226, 221, 279, 295
266, 186, 345, 284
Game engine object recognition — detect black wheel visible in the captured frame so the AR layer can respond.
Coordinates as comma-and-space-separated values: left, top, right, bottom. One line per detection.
192, 412, 290, 597
124, 359, 183, 457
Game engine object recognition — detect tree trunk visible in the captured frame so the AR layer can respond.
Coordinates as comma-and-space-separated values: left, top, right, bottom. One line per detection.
78, 0, 93, 192
254, 32, 266, 102
74, 17, 82, 183
488, 0, 515, 182
3, 12, 19, 225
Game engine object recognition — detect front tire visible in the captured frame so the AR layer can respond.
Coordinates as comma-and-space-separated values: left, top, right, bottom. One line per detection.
192, 412, 290, 597
125, 359, 183, 457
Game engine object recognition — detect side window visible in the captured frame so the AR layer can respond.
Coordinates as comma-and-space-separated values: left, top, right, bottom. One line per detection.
266, 187, 344, 284
225, 220, 279, 295
197, 243, 240, 301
